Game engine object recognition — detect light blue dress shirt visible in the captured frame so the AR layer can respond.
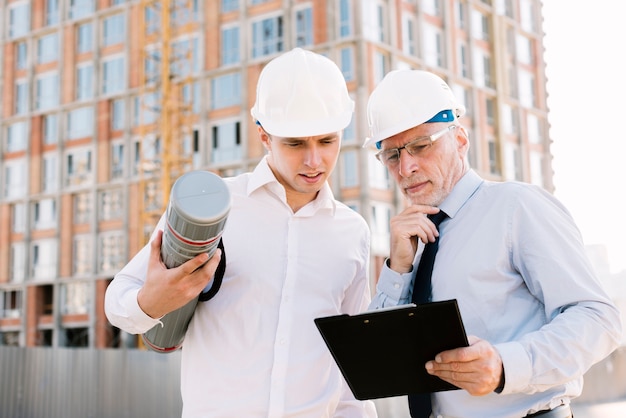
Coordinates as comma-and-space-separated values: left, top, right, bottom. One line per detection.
370, 170, 622, 418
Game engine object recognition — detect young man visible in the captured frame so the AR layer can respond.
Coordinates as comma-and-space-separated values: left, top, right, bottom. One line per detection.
106, 48, 377, 418
365, 69, 622, 418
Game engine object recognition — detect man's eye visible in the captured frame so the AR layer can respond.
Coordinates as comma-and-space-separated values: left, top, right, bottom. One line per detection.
407, 143, 429, 154
384, 152, 399, 162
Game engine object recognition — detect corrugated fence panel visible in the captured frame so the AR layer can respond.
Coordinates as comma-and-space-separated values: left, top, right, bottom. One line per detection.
0, 347, 182, 418
2, 346, 626, 417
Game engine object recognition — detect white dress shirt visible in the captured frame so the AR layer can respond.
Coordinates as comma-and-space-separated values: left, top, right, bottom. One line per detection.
370, 170, 622, 418
106, 157, 377, 418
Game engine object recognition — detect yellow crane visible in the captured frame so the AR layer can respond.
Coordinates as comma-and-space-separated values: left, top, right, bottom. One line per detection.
136, 0, 195, 246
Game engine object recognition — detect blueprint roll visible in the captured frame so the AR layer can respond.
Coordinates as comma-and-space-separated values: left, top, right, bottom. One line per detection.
142, 170, 230, 353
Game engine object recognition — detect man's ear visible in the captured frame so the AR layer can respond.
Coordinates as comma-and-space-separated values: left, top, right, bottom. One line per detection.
258, 125, 271, 151
457, 126, 470, 151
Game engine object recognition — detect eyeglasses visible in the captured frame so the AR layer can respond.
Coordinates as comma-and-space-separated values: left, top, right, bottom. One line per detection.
375, 125, 457, 167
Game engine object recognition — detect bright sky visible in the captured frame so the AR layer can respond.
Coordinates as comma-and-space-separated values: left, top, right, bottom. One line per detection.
542, 1, 626, 273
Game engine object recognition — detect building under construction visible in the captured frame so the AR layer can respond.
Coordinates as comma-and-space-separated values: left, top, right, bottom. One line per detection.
0, 0, 552, 349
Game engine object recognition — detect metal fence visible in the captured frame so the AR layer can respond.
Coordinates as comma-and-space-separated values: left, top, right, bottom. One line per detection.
0, 347, 183, 418
1, 345, 625, 418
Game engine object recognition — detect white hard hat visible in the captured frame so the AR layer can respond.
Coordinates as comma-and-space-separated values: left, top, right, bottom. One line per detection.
363, 70, 466, 148
251, 48, 354, 137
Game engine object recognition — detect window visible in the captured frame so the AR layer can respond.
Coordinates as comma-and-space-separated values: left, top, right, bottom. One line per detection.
76, 64, 94, 101
144, 5, 159, 35
111, 142, 124, 179
1, 291, 23, 319
3, 159, 27, 199
221, 26, 240, 65
451, 84, 470, 115
43, 153, 59, 192
518, 70, 535, 108
16, 42, 28, 69
10, 243, 26, 283
103, 14, 125, 46
486, 97, 495, 126
516, 34, 533, 65
472, 50, 492, 88
505, 143, 522, 181
424, 24, 444, 67
67, 107, 94, 139
222, 0, 238, 12
502, 104, 518, 134
32, 239, 58, 281
99, 189, 123, 220
66, 148, 93, 186
373, 52, 387, 85
133, 93, 159, 126
527, 114, 542, 145
14, 80, 28, 115
171, 37, 199, 78
9, 3, 30, 39
488, 138, 498, 175
74, 192, 92, 224
340, 150, 358, 188
370, 202, 392, 255
455, 0, 466, 29
32, 198, 57, 230
520, 0, 536, 32
423, 0, 442, 16
135, 135, 161, 175
99, 232, 126, 273
181, 82, 200, 115
368, 150, 390, 189
36, 73, 60, 110
343, 116, 355, 143
43, 114, 58, 144
211, 73, 241, 109
458, 42, 469, 78
69, 0, 94, 20
402, 14, 416, 56
363, 1, 386, 43
65, 327, 89, 347
73, 235, 93, 275
46, 0, 59, 25
471, 10, 490, 41
338, 0, 352, 38
295, 6, 313, 47
102, 56, 125, 95
529, 151, 543, 187
211, 121, 241, 163
251, 15, 283, 58
77, 23, 93, 53
11, 203, 26, 233
111, 99, 125, 131
61, 282, 89, 315
6, 121, 28, 153
144, 46, 161, 82
340, 47, 354, 81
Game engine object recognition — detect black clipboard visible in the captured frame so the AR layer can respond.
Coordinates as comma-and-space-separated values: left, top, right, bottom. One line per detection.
314, 299, 469, 400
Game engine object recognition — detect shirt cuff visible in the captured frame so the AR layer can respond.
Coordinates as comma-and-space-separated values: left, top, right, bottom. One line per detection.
494, 341, 532, 394
376, 259, 415, 303
125, 288, 163, 332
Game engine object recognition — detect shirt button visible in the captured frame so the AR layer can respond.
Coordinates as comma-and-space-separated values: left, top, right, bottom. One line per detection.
393, 283, 400, 289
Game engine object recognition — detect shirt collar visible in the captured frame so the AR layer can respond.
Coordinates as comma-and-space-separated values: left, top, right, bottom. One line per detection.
439, 169, 483, 219
247, 156, 337, 216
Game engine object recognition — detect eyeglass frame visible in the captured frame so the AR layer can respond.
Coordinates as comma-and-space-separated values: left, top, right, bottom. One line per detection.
374, 125, 458, 166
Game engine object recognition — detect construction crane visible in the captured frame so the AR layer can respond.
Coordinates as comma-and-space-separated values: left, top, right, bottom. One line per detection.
136, 0, 196, 247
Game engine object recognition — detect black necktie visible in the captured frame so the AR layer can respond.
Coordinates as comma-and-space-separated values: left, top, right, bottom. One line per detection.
408, 210, 448, 418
